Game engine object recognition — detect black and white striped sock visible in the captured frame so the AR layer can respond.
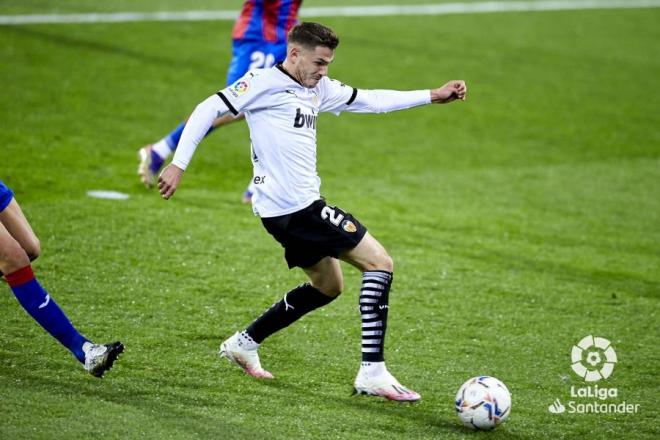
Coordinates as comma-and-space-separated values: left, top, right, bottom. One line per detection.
360, 270, 392, 362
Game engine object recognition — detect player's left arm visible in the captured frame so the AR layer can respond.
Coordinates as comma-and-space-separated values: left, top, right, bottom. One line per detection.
322, 79, 467, 114
430, 80, 467, 104
353, 80, 467, 111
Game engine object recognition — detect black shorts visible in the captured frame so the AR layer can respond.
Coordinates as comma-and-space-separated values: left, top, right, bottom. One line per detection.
261, 199, 368, 269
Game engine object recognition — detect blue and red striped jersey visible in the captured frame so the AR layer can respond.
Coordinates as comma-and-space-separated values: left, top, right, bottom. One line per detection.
232, 0, 302, 44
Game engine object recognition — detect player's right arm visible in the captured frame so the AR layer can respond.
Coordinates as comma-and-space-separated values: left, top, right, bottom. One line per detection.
158, 72, 266, 200
158, 94, 231, 199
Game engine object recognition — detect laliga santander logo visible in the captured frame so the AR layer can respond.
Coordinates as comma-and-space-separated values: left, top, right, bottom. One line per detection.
234, 80, 249, 94
571, 335, 617, 382
547, 335, 638, 415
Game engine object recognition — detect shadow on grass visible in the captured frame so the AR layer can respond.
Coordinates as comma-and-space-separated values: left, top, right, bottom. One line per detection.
2, 358, 533, 439
0, 366, 257, 438
258, 379, 531, 439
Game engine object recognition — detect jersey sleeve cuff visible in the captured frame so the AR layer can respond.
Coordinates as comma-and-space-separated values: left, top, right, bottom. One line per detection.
171, 158, 188, 171
216, 92, 239, 116
347, 88, 358, 106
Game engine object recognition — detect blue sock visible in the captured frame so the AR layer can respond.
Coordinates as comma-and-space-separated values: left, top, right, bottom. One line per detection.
5, 266, 88, 363
163, 121, 217, 153
164, 122, 187, 152
149, 149, 165, 175
151, 121, 218, 175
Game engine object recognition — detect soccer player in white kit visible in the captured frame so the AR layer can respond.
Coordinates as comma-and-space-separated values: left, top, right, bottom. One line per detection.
158, 22, 466, 402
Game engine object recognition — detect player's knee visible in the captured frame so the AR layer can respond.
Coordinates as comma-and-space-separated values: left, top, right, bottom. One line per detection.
363, 251, 393, 272
0, 241, 30, 274
25, 237, 40, 261
381, 253, 394, 272
321, 282, 343, 297
328, 279, 344, 296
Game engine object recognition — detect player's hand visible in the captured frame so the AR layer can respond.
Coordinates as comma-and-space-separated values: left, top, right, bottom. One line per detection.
158, 164, 184, 200
431, 80, 467, 104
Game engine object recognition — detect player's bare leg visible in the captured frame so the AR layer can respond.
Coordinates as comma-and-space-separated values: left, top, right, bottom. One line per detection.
303, 256, 343, 297
0, 198, 40, 263
341, 232, 421, 402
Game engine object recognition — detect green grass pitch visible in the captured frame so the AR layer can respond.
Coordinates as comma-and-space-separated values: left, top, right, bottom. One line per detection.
0, 1, 658, 438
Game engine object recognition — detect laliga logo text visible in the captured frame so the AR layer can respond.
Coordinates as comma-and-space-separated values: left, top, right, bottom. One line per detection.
548, 335, 640, 415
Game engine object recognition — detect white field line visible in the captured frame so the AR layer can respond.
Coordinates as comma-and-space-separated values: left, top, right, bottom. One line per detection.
0, 0, 659, 25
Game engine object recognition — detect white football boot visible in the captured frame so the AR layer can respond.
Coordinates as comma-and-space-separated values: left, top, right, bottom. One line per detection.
219, 331, 274, 379
353, 362, 421, 402
83, 341, 124, 378
137, 145, 156, 188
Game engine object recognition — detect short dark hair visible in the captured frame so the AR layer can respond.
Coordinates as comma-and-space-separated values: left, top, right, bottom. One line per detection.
287, 22, 339, 50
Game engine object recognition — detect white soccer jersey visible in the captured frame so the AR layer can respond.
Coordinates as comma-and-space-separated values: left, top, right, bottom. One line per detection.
173, 64, 431, 217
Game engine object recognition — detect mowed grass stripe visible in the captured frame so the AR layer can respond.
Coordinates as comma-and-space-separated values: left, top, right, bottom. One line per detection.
1, 0, 660, 24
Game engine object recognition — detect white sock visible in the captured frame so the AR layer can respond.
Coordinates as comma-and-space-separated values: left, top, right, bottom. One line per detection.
238, 331, 259, 350
152, 139, 172, 159
360, 361, 386, 377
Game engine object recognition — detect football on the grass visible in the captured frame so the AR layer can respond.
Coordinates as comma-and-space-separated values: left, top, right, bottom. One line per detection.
455, 376, 511, 430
